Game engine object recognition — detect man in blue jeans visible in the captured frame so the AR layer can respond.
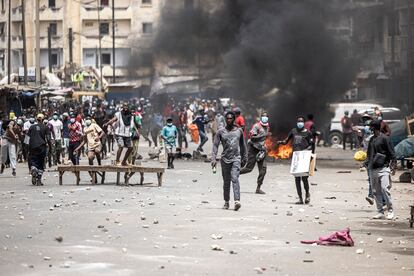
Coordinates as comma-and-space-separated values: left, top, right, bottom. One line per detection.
193, 110, 210, 152
212, 111, 247, 211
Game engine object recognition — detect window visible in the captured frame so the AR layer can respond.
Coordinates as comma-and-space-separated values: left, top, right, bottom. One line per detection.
1, 0, 4, 12
141, 53, 153, 67
85, 53, 94, 58
100, 0, 109, 6
0, 23, 4, 36
85, 22, 93, 27
142, 22, 153, 34
49, 23, 57, 36
49, 0, 56, 8
100, 23, 109, 36
101, 53, 111, 65
51, 53, 58, 66
142, 0, 152, 4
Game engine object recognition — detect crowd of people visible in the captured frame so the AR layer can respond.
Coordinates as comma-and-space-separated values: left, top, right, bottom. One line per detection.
0, 99, 397, 216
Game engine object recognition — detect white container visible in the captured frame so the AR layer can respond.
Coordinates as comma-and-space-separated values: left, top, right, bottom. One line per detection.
290, 151, 316, 177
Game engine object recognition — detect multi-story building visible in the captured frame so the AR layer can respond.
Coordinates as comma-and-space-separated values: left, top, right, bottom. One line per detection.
0, 0, 162, 82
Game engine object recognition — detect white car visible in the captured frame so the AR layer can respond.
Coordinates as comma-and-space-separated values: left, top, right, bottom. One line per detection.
329, 103, 383, 145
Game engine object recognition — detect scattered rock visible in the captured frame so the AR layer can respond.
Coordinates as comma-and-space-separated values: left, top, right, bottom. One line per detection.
377, 237, 383, 243
211, 244, 224, 251
286, 211, 293, 216
43, 256, 51, 261
55, 236, 63, 243
303, 260, 314, 263
254, 267, 266, 274
211, 234, 223, 240
356, 249, 364, 254
153, 219, 159, 224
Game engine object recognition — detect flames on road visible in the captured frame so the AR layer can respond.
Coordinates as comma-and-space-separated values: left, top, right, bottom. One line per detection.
265, 137, 293, 159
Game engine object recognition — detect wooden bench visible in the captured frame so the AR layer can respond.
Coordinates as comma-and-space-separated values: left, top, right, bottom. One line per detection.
57, 165, 165, 186
410, 205, 414, 228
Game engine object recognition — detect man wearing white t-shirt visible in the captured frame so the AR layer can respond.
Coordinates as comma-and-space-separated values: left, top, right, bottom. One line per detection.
104, 103, 133, 166
48, 112, 63, 165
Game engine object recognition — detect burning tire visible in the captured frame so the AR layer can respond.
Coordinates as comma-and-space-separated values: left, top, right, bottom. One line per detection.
329, 131, 343, 145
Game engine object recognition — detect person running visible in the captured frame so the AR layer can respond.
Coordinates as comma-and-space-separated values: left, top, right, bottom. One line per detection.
212, 111, 247, 211
278, 116, 313, 205
161, 118, 178, 169
193, 109, 210, 152
75, 117, 104, 166
27, 114, 52, 186
365, 120, 397, 220
240, 112, 271, 194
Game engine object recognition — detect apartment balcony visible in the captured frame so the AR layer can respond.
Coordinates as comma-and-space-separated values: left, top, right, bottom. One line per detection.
81, 34, 131, 49
11, 35, 23, 48
38, 35, 63, 49
39, 6, 64, 22
11, 6, 22, 22
81, 5, 132, 21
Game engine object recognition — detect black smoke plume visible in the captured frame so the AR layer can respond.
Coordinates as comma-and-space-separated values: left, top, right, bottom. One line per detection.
148, 0, 355, 133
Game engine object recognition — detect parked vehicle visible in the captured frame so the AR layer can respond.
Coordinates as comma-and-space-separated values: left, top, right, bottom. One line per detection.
358, 107, 402, 124
328, 103, 383, 145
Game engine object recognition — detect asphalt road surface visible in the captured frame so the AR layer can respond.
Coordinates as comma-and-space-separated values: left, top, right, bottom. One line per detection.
0, 146, 413, 276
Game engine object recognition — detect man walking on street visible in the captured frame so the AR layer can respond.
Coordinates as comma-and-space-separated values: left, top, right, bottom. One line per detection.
365, 120, 397, 220
212, 111, 247, 211
193, 109, 210, 152
240, 112, 271, 194
49, 112, 63, 165
28, 114, 52, 186
68, 114, 83, 165
161, 118, 178, 169
341, 111, 353, 150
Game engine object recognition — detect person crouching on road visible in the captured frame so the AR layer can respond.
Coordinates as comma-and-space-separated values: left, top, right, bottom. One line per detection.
365, 120, 397, 220
27, 114, 52, 186
74, 117, 104, 166
161, 118, 178, 169
212, 111, 247, 211
278, 116, 313, 205
240, 112, 271, 194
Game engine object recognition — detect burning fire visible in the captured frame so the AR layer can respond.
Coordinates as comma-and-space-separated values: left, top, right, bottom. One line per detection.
266, 137, 293, 159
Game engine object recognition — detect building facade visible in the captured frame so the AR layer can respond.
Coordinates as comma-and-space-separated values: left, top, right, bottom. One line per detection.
0, 0, 162, 81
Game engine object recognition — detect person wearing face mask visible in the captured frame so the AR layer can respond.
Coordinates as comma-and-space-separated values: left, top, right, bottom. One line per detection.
48, 112, 63, 165
278, 116, 313, 204
240, 112, 271, 194
161, 118, 178, 169
212, 111, 247, 211
68, 114, 83, 165
27, 114, 52, 185
104, 103, 134, 166
74, 117, 104, 166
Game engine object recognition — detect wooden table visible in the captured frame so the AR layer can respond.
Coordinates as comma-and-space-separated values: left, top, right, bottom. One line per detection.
57, 165, 165, 186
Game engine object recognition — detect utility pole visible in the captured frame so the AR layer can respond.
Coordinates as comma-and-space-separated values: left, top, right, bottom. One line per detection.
97, 0, 103, 92
112, 0, 115, 83
7, 0, 11, 84
48, 26, 52, 73
35, 0, 40, 84
22, 0, 28, 84
69, 28, 73, 63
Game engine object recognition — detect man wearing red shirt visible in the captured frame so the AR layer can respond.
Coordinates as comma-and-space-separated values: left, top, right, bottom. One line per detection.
234, 108, 246, 137
68, 114, 83, 165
